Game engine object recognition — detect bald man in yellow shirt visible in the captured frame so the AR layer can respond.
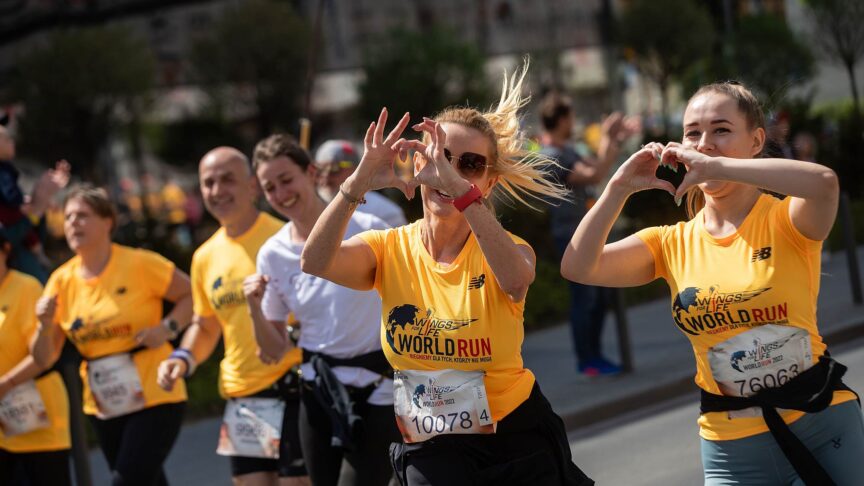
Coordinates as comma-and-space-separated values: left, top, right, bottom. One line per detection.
158, 147, 306, 486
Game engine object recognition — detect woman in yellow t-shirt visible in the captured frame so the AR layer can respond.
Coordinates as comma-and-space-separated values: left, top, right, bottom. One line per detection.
301, 64, 593, 486
31, 185, 193, 486
562, 81, 864, 484
0, 229, 71, 485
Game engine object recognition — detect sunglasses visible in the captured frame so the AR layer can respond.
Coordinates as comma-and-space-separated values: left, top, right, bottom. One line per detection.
443, 148, 490, 178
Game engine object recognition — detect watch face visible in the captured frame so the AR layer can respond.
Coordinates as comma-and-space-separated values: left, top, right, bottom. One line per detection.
166, 319, 179, 332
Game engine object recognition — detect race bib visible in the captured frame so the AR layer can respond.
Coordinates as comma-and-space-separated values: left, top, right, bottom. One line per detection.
708, 324, 812, 419
87, 354, 146, 419
393, 369, 494, 443
216, 398, 284, 459
0, 381, 50, 436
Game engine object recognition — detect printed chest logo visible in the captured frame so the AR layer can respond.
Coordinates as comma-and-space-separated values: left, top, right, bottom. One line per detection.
468, 274, 485, 290
751, 247, 772, 262
67, 314, 131, 344
386, 304, 490, 364
210, 275, 245, 311
672, 286, 788, 336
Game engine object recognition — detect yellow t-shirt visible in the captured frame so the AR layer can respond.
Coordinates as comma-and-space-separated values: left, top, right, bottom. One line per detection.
0, 271, 70, 452
45, 244, 187, 416
636, 194, 856, 441
357, 221, 534, 422
191, 212, 300, 398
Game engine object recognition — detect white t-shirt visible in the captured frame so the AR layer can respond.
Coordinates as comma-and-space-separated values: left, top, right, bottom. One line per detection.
360, 191, 407, 228
257, 212, 392, 405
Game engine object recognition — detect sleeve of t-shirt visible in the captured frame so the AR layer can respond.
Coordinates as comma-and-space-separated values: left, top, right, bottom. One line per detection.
42, 270, 67, 326
355, 228, 387, 291
138, 249, 175, 297
634, 226, 669, 281
257, 246, 291, 322
190, 250, 215, 318
21, 279, 43, 340
771, 196, 822, 254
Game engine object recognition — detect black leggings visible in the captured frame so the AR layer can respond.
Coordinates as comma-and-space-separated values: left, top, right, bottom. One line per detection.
389, 383, 593, 486
0, 448, 71, 486
299, 381, 399, 486
89, 401, 186, 486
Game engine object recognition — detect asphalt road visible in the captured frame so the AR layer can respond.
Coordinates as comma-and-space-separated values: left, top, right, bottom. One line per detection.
568, 337, 864, 485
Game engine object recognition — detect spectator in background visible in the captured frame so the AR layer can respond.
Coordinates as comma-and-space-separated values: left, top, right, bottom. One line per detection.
314, 140, 407, 228
0, 122, 70, 283
793, 131, 818, 162
538, 92, 639, 377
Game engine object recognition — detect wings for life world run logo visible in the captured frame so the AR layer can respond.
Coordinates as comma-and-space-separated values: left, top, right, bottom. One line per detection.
386, 304, 492, 364
210, 274, 246, 311
729, 332, 799, 373
411, 380, 459, 409
672, 286, 789, 336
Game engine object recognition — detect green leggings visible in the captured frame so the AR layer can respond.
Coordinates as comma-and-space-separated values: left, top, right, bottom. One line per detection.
701, 401, 864, 485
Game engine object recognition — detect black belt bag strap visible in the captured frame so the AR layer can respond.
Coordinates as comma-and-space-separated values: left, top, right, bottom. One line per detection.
302, 349, 391, 451
701, 356, 859, 486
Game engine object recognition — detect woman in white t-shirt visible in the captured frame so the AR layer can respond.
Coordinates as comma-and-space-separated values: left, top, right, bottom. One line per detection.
243, 134, 398, 486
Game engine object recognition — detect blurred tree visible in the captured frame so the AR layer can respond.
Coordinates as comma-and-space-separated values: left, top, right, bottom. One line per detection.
6, 27, 156, 184
617, 0, 715, 136
190, 0, 309, 138
358, 27, 490, 125
723, 15, 814, 104
804, 0, 864, 130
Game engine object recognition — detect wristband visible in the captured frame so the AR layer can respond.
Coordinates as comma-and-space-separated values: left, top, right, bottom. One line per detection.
451, 184, 483, 212
169, 348, 197, 378
339, 183, 366, 211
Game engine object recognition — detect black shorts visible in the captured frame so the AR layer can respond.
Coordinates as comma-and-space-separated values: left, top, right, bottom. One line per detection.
389, 382, 594, 486
230, 370, 306, 478
0, 448, 71, 486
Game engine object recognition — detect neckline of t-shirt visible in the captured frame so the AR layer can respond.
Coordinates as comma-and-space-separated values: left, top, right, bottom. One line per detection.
414, 221, 475, 271
224, 212, 267, 243
697, 194, 767, 246
79, 243, 119, 285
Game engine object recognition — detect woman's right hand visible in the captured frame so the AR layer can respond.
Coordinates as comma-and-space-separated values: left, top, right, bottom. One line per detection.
157, 358, 187, 391
346, 107, 413, 199
243, 274, 269, 307
35, 295, 57, 330
608, 142, 676, 197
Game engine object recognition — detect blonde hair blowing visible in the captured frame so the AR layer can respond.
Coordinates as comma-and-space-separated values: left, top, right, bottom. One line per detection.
433, 61, 569, 208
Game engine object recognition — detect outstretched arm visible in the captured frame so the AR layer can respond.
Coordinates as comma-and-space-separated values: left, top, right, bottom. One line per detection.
663, 144, 839, 240
301, 108, 411, 289
562, 143, 673, 287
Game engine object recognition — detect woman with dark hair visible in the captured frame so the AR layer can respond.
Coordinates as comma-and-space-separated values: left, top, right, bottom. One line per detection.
31, 184, 193, 486
243, 134, 398, 486
0, 228, 71, 485
561, 81, 864, 484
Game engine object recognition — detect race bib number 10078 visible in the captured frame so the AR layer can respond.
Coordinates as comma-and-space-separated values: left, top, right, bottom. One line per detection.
393, 369, 494, 443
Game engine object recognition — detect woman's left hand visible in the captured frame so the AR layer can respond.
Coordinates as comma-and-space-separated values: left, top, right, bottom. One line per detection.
136, 325, 172, 349
393, 118, 471, 198
660, 142, 716, 199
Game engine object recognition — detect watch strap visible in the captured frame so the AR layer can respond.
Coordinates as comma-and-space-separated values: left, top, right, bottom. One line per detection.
451, 184, 483, 212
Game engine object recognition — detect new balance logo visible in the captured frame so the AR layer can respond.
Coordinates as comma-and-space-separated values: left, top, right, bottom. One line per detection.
751, 247, 772, 262
468, 274, 486, 290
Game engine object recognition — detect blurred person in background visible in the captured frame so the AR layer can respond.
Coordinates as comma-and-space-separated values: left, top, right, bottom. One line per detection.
157, 147, 307, 486
314, 140, 407, 228
31, 185, 192, 486
0, 228, 71, 485
244, 134, 397, 486
538, 92, 639, 377
0, 121, 71, 283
